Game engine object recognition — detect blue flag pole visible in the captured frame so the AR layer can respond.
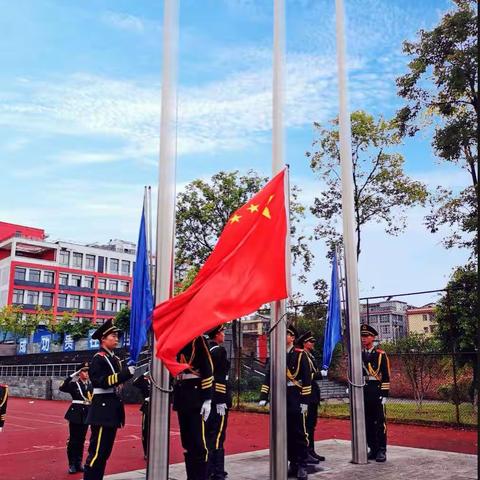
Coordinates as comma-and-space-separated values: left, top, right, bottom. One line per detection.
129, 190, 154, 364
322, 251, 342, 371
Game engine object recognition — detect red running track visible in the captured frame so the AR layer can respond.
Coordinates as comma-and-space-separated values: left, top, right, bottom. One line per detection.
1, 398, 476, 480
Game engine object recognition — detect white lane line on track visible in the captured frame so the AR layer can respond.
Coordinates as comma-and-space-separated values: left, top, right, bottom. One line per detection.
8, 415, 64, 425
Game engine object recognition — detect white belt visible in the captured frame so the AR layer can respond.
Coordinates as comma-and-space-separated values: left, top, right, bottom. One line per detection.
144, 397, 150, 402
177, 373, 199, 380
72, 400, 90, 405
365, 376, 378, 381
93, 387, 115, 394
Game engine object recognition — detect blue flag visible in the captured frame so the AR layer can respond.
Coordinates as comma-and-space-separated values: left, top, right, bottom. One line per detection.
322, 252, 342, 370
129, 206, 154, 363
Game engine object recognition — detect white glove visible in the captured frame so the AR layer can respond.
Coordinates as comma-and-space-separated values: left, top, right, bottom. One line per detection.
320, 369, 328, 378
346, 387, 349, 395
300, 403, 308, 414
70, 369, 82, 379
381, 397, 387, 405
0, 427, 3, 433
128, 365, 135, 375
258, 400, 268, 407
200, 400, 212, 421
216, 403, 227, 416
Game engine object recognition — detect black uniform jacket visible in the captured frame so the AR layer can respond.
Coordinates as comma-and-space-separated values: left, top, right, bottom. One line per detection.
259, 346, 312, 410
59, 376, 93, 424
173, 336, 214, 412
304, 350, 321, 404
362, 347, 391, 397
208, 339, 232, 408
0, 384, 8, 428
133, 375, 151, 414
86, 347, 133, 428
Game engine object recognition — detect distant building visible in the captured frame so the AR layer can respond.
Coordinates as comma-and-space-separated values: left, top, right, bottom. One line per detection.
0, 221, 135, 325
406, 303, 437, 336
360, 300, 408, 342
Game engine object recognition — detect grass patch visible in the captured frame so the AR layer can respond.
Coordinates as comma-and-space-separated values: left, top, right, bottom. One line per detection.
235, 391, 477, 427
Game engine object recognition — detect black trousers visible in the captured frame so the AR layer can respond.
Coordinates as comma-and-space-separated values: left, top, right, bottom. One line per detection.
306, 402, 319, 450
141, 411, 150, 458
364, 385, 387, 454
206, 408, 229, 479
83, 425, 117, 480
287, 408, 309, 466
177, 409, 208, 480
67, 422, 89, 466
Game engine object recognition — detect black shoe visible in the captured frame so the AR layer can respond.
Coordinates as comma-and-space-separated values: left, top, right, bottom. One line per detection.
306, 453, 320, 465
287, 464, 298, 478
297, 466, 308, 480
68, 465, 77, 474
310, 451, 326, 461
367, 450, 377, 460
74, 464, 84, 472
376, 450, 387, 462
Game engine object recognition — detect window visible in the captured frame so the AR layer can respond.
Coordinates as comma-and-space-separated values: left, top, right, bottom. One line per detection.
109, 258, 119, 274
120, 281, 130, 293
83, 276, 94, 289
380, 315, 389, 323
424, 326, 429, 333
85, 254, 95, 270
26, 290, 39, 305
380, 325, 390, 334
121, 260, 130, 275
59, 250, 70, 265
13, 289, 24, 303
97, 298, 106, 310
14, 267, 26, 281
70, 275, 82, 287
109, 280, 118, 292
59, 273, 68, 286
82, 297, 93, 310
118, 300, 128, 310
430, 325, 436, 333
422, 314, 428, 321
29, 269, 41, 282
43, 271, 55, 284
72, 252, 83, 269
58, 294, 67, 307
98, 278, 107, 290
107, 299, 117, 311
70, 295, 80, 309
42, 292, 53, 307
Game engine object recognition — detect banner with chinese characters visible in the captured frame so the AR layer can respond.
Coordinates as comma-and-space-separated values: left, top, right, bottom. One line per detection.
88, 329, 100, 350
40, 334, 52, 353
63, 334, 75, 352
17, 338, 28, 355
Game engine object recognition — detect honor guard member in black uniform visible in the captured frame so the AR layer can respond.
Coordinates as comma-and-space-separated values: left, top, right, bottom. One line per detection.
59, 361, 93, 473
173, 335, 214, 480
205, 325, 231, 480
0, 382, 8, 432
84, 319, 134, 480
296, 331, 325, 463
259, 325, 312, 480
133, 371, 151, 460
360, 324, 391, 463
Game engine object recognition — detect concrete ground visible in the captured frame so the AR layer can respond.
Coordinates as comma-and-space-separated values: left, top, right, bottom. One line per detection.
105, 439, 478, 480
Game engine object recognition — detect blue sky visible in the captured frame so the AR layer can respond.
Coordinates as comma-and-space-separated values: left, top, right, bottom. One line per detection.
0, 0, 470, 305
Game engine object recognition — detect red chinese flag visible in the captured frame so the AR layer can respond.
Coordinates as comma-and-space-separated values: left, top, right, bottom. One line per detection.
153, 168, 289, 375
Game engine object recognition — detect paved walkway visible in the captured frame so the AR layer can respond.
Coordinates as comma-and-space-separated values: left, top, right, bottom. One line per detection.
105, 439, 478, 480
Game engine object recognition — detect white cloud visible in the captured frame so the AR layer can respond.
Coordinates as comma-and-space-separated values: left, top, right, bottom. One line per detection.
101, 11, 146, 33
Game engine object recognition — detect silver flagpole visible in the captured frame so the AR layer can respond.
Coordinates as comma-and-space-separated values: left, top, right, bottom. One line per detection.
148, 0, 179, 478
334, 0, 367, 464
270, 0, 288, 478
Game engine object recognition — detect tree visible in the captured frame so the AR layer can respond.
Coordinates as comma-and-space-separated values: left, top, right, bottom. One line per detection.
395, 0, 478, 255
174, 170, 313, 283
307, 110, 428, 257
0, 305, 23, 342
51, 310, 91, 341
434, 263, 477, 407
383, 333, 443, 411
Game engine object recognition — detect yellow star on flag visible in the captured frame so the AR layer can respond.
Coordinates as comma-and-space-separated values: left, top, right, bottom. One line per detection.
247, 204, 259, 213
229, 214, 241, 224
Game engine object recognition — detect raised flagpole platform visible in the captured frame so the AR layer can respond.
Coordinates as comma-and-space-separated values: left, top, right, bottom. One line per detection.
104, 439, 477, 480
